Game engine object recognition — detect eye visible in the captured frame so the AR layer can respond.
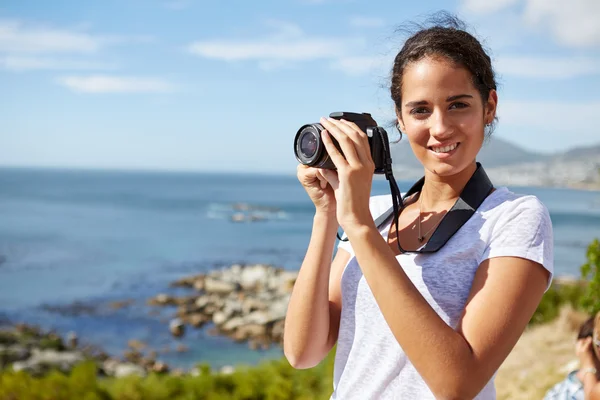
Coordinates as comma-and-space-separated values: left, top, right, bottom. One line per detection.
409, 107, 430, 115
449, 102, 469, 110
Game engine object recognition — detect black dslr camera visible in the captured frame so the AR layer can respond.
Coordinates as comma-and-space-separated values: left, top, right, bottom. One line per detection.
293, 112, 391, 174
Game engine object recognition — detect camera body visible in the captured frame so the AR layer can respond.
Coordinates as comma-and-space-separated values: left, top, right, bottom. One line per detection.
293, 112, 390, 174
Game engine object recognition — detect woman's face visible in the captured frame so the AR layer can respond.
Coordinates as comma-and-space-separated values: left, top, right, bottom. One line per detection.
398, 56, 497, 178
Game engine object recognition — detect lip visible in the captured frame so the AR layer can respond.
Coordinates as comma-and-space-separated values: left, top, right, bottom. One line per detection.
428, 142, 460, 159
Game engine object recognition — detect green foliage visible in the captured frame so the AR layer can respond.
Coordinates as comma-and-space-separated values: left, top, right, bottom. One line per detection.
580, 238, 600, 315
0, 353, 336, 400
530, 280, 586, 325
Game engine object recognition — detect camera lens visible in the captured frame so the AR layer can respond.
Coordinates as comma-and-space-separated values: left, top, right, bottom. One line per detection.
299, 131, 318, 159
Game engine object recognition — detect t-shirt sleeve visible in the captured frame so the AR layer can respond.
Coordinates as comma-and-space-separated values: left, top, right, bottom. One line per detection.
479, 195, 554, 290
336, 194, 393, 256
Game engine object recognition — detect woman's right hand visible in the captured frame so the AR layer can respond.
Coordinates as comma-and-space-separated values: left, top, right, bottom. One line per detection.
297, 164, 337, 216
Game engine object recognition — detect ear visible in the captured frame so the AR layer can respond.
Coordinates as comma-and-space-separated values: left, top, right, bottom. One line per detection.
485, 89, 498, 125
394, 106, 406, 132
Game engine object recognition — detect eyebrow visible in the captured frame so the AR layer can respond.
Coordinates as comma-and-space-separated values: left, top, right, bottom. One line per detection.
404, 94, 474, 108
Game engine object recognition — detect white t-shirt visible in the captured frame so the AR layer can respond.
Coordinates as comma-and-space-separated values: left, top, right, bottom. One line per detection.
332, 187, 554, 400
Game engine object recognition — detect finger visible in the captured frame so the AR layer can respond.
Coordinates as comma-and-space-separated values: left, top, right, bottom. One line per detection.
320, 129, 349, 170
320, 118, 360, 166
320, 168, 340, 191
315, 169, 328, 189
337, 119, 372, 163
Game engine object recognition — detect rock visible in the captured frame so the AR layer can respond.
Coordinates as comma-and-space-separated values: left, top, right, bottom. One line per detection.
204, 278, 239, 294
151, 361, 169, 374
170, 274, 205, 288
188, 314, 208, 328
147, 294, 176, 306
239, 264, 270, 291
66, 331, 78, 349
231, 324, 266, 341
271, 320, 285, 343
193, 278, 205, 291
212, 311, 229, 326
0, 345, 30, 366
101, 359, 120, 376
108, 299, 134, 310
123, 349, 144, 364
169, 318, 185, 337
114, 363, 146, 378
127, 340, 147, 352
221, 317, 245, 332
220, 365, 235, 375
12, 349, 85, 375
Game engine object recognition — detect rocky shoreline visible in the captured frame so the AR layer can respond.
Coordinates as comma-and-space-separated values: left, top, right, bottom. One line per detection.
148, 263, 297, 350
0, 263, 298, 377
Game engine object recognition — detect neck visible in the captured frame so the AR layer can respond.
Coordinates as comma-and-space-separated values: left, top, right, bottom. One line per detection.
420, 161, 478, 210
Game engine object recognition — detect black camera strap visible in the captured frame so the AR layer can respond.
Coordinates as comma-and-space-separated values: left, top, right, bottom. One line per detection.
378, 162, 493, 254
337, 162, 493, 254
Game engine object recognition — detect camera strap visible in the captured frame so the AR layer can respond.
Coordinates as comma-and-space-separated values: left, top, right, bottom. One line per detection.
378, 162, 493, 254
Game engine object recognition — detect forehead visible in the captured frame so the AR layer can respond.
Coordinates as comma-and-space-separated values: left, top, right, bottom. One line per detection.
401, 56, 478, 100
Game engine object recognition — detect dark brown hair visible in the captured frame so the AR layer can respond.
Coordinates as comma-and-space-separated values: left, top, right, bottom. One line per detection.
390, 12, 498, 135
577, 316, 595, 340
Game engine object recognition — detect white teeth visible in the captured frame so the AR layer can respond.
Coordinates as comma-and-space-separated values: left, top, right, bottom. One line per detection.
431, 143, 458, 153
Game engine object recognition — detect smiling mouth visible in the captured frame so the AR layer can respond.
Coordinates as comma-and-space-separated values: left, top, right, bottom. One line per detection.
429, 143, 460, 153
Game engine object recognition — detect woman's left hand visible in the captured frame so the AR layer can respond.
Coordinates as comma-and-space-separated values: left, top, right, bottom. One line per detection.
318, 117, 375, 231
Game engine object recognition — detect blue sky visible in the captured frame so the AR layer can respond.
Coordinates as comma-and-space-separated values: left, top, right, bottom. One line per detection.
1, 0, 599, 174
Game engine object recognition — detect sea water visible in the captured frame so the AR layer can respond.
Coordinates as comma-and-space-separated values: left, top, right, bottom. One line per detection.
0, 167, 598, 368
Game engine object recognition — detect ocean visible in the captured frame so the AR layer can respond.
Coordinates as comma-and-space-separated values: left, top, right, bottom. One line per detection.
0, 167, 599, 369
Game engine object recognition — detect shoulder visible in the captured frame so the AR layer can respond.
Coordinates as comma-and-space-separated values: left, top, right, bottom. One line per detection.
480, 187, 551, 228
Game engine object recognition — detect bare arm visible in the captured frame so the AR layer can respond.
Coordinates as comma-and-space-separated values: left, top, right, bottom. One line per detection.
583, 373, 600, 400
283, 212, 350, 369
346, 224, 549, 400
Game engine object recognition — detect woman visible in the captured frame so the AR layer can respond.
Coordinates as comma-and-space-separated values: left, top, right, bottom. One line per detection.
283, 14, 553, 400
544, 312, 600, 399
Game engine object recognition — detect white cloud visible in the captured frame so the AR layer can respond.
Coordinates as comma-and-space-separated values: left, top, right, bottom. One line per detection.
0, 19, 151, 56
187, 20, 378, 75
460, 0, 520, 14
348, 17, 385, 28
523, 0, 600, 48
329, 56, 390, 76
0, 19, 106, 54
0, 55, 117, 71
57, 75, 175, 94
495, 56, 600, 79
188, 37, 355, 61
461, 0, 600, 48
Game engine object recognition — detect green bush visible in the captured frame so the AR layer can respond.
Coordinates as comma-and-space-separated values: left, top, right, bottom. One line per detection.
0, 353, 336, 400
530, 280, 587, 326
580, 238, 600, 315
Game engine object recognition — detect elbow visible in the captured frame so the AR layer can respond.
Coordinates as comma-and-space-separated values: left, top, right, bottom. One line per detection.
283, 349, 320, 370
283, 338, 326, 370
430, 376, 487, 400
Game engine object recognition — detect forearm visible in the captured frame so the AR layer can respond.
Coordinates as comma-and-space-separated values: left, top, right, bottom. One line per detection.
346, 223, 479, 398
284, 213, 339, 368
582, 369, 600, 400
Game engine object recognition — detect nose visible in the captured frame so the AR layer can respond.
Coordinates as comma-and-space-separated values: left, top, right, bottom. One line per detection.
429, 110, 454, 140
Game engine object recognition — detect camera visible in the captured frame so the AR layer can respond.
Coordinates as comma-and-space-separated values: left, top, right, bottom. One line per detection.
293, 112, 391, 174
